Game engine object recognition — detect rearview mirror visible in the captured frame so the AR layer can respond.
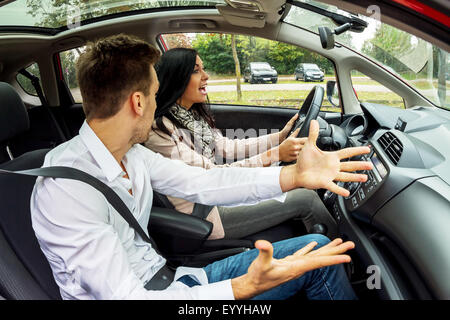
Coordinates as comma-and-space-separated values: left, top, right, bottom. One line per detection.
326, 80, 339, 107
318, 26, 335, 50
318, 23, 353, 50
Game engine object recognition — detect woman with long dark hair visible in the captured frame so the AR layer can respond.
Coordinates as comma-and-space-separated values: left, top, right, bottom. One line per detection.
145, 48, 337, 240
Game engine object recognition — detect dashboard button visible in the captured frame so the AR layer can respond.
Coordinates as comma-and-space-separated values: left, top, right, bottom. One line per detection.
358, 188, 366, 200
351, 197, 358, 208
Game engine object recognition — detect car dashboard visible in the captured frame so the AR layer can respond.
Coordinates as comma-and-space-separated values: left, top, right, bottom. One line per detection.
324, 102, 450, 299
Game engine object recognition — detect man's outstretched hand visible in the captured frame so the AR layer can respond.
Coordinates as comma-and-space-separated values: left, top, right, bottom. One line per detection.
231, 238, 355, 299
280, 120, 373, 197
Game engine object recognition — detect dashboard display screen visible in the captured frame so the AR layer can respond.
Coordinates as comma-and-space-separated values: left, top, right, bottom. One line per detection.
371, 152, 387, 179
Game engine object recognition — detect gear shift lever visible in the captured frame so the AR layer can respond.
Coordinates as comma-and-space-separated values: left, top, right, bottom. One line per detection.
309, 223, 328, 236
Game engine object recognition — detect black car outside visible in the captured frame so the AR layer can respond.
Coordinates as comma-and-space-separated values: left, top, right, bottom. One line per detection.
244, 62, 278, 84
295, 63, 324, 82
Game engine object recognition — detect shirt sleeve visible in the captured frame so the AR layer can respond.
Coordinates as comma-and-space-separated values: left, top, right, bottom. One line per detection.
31, 177, 234, 300
145, 148, 285, 206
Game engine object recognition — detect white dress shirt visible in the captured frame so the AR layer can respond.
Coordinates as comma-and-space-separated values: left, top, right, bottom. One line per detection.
30, 121, 285, 300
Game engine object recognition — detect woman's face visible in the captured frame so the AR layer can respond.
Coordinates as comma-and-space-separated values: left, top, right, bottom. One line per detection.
177, 55, 209, 109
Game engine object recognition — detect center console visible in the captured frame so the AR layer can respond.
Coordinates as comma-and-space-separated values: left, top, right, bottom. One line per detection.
344, 149, 389, 212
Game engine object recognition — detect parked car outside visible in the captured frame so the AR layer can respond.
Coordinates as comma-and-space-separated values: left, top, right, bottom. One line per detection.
295, 63, 324, 82
243, 62, 278, 84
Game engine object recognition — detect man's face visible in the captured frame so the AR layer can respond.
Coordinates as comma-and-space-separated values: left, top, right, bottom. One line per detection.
132, 64, 159, 144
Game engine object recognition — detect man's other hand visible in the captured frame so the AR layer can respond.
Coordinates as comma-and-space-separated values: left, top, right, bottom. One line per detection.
231, 238, 355, 299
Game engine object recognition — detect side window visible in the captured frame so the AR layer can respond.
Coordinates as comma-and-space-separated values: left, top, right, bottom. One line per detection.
159, 33, 340, 112
59, 46, 86, 103
351, 70, 405, 109
16, 63, 41, 96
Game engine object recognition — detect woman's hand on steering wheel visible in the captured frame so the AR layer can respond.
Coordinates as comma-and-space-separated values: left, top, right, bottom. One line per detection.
278, 128, 307, 162
279, 86, 323, 166
279, 113, 299, 141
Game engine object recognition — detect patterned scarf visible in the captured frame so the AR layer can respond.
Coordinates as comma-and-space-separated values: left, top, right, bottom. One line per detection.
169, 103, 216, 161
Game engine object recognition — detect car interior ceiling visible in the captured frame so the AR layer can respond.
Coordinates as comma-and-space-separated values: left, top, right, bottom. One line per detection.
0, 0, 449, 300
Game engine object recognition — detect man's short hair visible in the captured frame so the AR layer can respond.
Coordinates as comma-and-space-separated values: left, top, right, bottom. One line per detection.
76, 34, 160, 120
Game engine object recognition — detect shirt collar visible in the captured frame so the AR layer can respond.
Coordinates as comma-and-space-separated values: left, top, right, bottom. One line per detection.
79, 120, 124, 182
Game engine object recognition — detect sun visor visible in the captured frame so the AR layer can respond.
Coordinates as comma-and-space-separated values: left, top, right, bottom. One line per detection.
216, 5, 266, 28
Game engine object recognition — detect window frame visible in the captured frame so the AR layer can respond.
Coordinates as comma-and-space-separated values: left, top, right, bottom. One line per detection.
15, 62, 41, 97
57, 46, 87, 105
156, 32, 343, 113
349, 69, 406, 110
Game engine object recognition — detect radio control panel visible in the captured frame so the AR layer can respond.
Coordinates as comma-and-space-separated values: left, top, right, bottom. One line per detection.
344, 149, 388, 211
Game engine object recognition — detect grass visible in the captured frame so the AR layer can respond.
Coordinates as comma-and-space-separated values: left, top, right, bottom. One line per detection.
408, 79, 450, 90
209, 75, 450, 91
208, 77, 389, 86
208, 90, 405, 110
209, 79, 327, 86
355, 92, 405, 109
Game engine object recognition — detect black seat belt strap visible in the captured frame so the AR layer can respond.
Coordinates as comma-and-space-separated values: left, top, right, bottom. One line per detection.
0, 166, 175, 290
153, 191, 175, 209
155, 191, 213, 220
17, 69, 66, 144
18, 69, 48, 107
192, 203, 214, 220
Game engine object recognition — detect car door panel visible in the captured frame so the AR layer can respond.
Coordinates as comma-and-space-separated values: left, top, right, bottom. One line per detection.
57, 103, 346, 141
210, 104, 344, 136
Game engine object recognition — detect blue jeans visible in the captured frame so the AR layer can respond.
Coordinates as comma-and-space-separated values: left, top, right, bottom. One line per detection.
202, 234, 357, 300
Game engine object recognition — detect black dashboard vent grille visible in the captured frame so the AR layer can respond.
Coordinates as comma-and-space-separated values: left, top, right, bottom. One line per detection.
377, 132, 403, 165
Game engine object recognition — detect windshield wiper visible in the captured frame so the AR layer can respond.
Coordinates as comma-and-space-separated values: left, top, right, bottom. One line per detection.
287, 0, 367, 32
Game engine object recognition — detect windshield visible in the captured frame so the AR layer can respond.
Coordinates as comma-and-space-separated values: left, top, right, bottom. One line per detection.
0, 0, 224, 29
252, 63, 272, 71
284, 0, 449, 110
304, 64, 320, 71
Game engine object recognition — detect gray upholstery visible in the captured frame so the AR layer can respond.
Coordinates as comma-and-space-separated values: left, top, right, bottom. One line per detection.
0, 82, 60, 299
0, 149, 60, 300
0, 82, 30, 143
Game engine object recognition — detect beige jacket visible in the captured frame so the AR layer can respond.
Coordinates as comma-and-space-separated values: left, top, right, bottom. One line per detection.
145, 116, 281, 239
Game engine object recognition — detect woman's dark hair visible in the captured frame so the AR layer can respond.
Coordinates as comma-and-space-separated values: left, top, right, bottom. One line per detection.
154, 47, 215, 137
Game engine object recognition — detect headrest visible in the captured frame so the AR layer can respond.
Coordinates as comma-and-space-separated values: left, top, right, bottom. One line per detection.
0, 82, 30, 143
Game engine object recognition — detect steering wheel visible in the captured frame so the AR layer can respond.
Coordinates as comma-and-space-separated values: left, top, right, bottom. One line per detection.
280, 85, 324, 165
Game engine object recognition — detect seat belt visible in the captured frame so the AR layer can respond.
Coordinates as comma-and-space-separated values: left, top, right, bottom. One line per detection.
192, 203, 214, 220
18, 69, 48, 107
0, 166, 175, 290
17, 69, 66, 144
154, 191, 213, 220
153, 191, 175, 209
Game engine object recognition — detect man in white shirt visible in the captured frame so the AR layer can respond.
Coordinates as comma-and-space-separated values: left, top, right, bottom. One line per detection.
31, 34, 372, 300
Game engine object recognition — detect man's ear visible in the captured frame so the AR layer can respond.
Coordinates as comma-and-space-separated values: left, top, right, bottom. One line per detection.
130, 92, 144, 117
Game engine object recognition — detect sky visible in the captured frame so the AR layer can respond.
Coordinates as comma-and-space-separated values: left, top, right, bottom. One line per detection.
0, 0, 41, 26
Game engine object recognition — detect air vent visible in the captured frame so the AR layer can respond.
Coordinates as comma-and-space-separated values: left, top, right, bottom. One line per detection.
377, 132, 403, 165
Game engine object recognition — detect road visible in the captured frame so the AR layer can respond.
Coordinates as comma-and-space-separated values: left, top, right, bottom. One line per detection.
207, 82, 391, 93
